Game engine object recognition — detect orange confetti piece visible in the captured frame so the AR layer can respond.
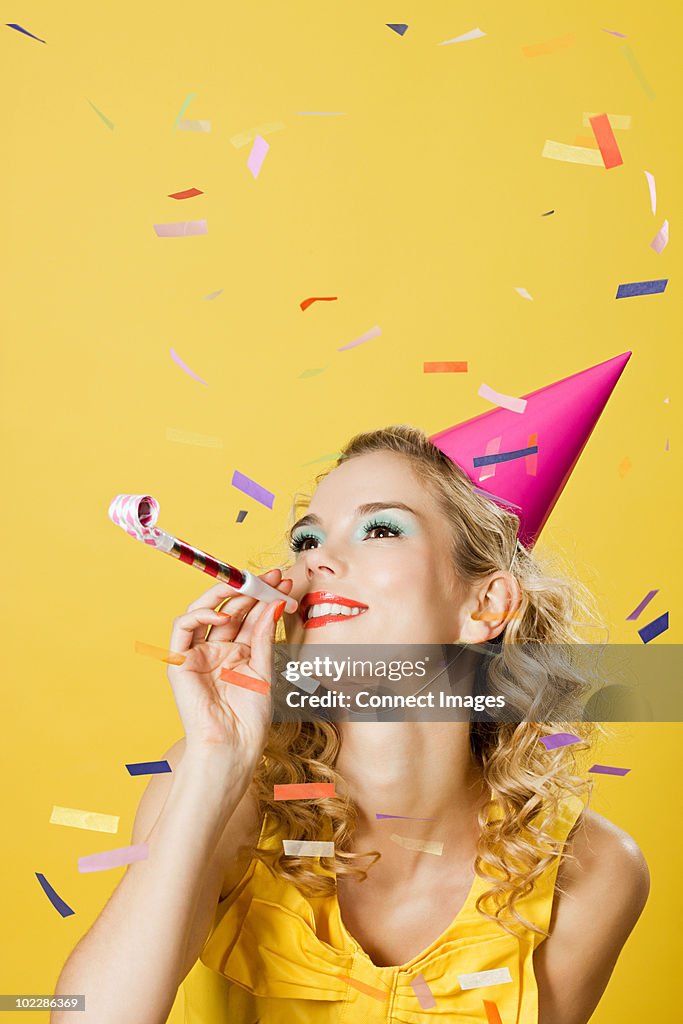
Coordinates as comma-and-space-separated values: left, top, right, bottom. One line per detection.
483, 1000, 504, 1024
423, 361, 468, 373
300, 296, 338, 311
574, 134, 599, 148
589, 114, 623, 169
274, 783, 336, 800
336, 974, 389, 1002
472, 610, 523, 622
220, 667, 270, 695
526, 432, 538, 476
618, 456, 632, 479
135, 641, 186, 666
522, 32, 575, 57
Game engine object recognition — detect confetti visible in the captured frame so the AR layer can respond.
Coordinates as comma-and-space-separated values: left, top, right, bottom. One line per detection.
247, 135, 269, 178
390, 833, 444, 856
589, 114, 623, 169
298, 367, 328, 378
514, 287, 534, 301
542, 140, 604, 166
154, 220, 208, 237
522, 33, 575, 56
336, 976, 388, 1001
337, 325, 382, 352
410, 974, 436, 1009
638, 611, 669, 644
478, 383, 527, 414
424, 361, 468, 373
622, 45, 655, 100
230, 121, 286, 148
6, 23, 46, 43
202, 289, 223, 301
236, 510, 248, 523
88, 101, 114, 130
283, 840, 335, 857
302, 452, 343, 465
540, 732, 581, 751
174, 92, 196, 129
526, 432, 538, 476
459, 968, 512, 990
35, 874, 74, 917
300, 296, 338, 311
472, 486, 522, 510
168, 187, 203, 200
602, 28, 627, 38
474, 446, 538, 468
616, 279, 668, 298
665, 438, 670, 452
78, 844, 149, 873
478, 436, 502, 483
582, 113, 632, 131
50, 806, 120, 834
220, 667, 270, 695
618, 456, 632, 478
438, 28, 486, 45
541, 210, 555, 216
134, 640, 186, 665
165, 427, 223, 448
231, 469, 275, 509
574, 134, 599, 149
626, 590, 659, 621
170, 347, 208, 385
483, 1001, 504, 1024
650, 220, 669, 254
588, 764, 631, 776
387, 24, 409, 36
274, 783, 336, 800
126, 760, 172, 776
375, 814, 438, 820
177, 119, 211, 132
644, 171, 657, 214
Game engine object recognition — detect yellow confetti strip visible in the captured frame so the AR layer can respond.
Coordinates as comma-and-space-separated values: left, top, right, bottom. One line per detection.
582, 113, 632, 130
390, 833, 444, 856
165, 427, 224, 448
522, 33, 575, 57
135, 641, 186, 666
50, 805, 120, 834
542, 140, 604, 166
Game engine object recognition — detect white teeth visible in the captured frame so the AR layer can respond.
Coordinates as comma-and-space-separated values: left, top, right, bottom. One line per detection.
305, 603, 366, 621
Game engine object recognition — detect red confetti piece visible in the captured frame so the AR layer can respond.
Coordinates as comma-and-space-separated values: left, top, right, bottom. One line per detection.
220, 667, 270, 695
300, 296, 338, 311
423, 361, 468, 373
168, 187, 204, 200
589, 114, 623, 169
274, 782, 336, 800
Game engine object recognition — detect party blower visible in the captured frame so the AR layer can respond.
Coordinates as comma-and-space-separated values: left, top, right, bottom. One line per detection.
107, 494, 298, 613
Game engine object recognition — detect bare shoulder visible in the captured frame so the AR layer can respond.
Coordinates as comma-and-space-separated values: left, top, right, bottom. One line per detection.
534, 808, 650, 1024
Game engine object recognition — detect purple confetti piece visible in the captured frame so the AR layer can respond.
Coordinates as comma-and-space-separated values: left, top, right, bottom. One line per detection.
616, 279, 668, 298
337, 325, 382, 352
540, 732, 581, 751
248, 135, 270, 178
626, 589, 659, 621
601, 28, 627, 37
387, 24, 409, 36
78, 844, 149, 873
126, 760, 172, 776
588, 764, 631, 776
170, 347, 208, 385
638, 611, 669, 644
410, 973, 437, 1009
6, 22, 46, 43
153, 220, 208, 237
35, 873, 75, 917
376, 813, 438, 820
236, 510, 248, 523
231, 470, 275, 509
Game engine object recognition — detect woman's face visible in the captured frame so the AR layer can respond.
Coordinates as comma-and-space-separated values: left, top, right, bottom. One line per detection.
282, 452, 470, 646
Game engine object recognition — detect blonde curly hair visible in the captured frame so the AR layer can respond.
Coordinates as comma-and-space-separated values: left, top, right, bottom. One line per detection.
250, 425, 607, 940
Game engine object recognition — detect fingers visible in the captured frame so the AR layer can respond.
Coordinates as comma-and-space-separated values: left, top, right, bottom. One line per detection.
169, 607, 233, 658
215, 578, 293, 647
185, 568, 283, 615
249, 599, 286, 682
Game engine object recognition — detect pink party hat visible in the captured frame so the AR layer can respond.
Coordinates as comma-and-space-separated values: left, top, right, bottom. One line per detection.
429, 352, 632, 548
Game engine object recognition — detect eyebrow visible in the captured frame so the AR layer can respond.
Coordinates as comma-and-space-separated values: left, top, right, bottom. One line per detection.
288, 502, 421, 542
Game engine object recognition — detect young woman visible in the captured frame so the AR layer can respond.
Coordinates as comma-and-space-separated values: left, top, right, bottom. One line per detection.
53, 426, 649, 1024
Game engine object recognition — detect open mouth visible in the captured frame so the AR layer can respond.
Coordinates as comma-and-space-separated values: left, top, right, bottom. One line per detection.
303, 606, 369, 629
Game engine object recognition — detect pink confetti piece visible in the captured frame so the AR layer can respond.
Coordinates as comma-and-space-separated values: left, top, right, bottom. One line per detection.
626, 589, 659, 621
170, 347, 208, 385
478, 436, 502, 483
540, 732, 581, 751
78, 844, 149, 873
410, 974, 437, 1009
602, 28, 627, 38
644, 171, 657, 214
337, 325, 382, 352
588, 764, 631, 776
478, 383, 527, 414
154, 220, 208, 237
248, 135, 270, 178
665, 438, 669, 451
515, 286, 534, 301
650, 219, 669, 254
231, 470, 275, 509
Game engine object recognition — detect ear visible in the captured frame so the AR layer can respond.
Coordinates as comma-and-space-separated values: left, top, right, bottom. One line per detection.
454, 572, 522, 644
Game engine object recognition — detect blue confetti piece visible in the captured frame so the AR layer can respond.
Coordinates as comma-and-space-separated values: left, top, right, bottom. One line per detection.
6, 23, 46, 43
125, 760, 172, 776
236, 510, 248, 523
35, 873, 75, 917
387, 23, 409, 36
231, 470, 275, 509
638, 611, 669, 644
616, 279, 668, 298
473, 445, 538, 468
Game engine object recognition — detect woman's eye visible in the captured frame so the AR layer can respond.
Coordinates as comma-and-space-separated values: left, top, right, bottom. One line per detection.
289, 519, 404, 553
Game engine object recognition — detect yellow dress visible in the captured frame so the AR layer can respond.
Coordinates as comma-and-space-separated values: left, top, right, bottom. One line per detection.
182, 792, 585, 1023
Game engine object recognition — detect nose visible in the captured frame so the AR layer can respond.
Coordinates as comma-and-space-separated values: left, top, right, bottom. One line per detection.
304, 545, 347, 579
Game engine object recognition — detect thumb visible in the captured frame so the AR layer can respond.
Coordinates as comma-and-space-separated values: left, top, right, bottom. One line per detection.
249, 600, 286, 682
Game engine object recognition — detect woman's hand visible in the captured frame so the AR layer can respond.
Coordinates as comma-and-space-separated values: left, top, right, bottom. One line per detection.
165, 568, 296, 767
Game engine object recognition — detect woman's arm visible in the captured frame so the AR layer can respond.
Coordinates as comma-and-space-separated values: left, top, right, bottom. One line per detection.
534, 809, 650, 1024
50, 740, 257, 1024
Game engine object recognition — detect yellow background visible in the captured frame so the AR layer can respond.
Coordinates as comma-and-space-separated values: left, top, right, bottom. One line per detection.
2, 2, 681, 1021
